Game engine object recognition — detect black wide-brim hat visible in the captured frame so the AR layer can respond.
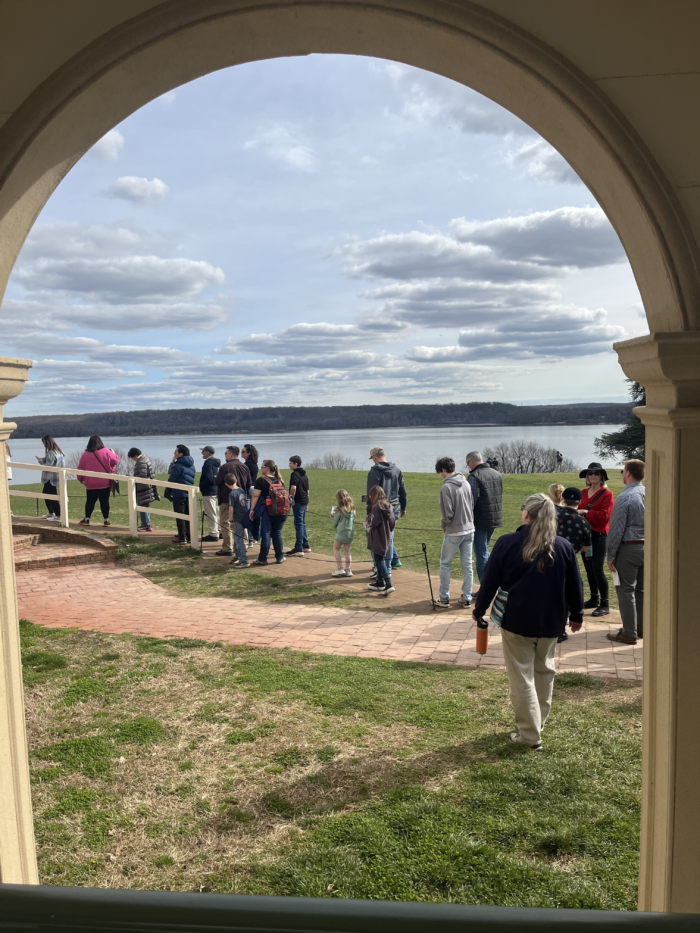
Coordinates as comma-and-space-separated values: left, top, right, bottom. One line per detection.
579, 461, 609, 481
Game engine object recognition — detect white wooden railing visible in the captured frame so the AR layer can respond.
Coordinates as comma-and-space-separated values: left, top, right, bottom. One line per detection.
7, 462, 199, 545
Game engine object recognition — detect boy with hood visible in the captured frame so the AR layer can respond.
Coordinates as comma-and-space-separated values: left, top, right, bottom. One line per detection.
434, 456, 474, 608
168, 444, 195, 545
199, 445, 221, 542
287, 455, 311, 555
366, 447, 407, 572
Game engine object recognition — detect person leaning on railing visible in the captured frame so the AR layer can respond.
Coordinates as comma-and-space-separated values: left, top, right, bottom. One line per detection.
77, 435, 118, 527
36, 435, 65, 522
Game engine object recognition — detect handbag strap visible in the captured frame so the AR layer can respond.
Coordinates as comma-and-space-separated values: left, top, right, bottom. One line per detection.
586, 488, 606, 509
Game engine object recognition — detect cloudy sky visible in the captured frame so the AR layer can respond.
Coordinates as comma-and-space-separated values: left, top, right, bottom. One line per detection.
1, 55, 647, 416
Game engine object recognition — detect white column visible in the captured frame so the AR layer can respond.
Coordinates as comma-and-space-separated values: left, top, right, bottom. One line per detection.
615, 332, 700, 912
0, 357, 37, 884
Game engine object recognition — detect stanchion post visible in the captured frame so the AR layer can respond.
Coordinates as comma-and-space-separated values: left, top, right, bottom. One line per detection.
187, 487, 197, 548
422, 542, 437, 611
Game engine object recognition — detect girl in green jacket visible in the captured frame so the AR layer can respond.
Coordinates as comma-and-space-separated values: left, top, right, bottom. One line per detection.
332, 489, 355, 577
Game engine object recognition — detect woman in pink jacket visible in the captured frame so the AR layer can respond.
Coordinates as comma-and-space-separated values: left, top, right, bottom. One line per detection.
77, 435, 119, 526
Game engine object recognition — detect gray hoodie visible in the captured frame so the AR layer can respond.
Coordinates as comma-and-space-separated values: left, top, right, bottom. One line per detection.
439, 472, 474, 536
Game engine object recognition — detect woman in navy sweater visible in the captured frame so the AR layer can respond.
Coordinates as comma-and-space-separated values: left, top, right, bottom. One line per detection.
473, 493, 584, 750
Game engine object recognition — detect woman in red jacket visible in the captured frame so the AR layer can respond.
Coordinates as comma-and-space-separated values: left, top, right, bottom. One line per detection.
578, 462, 614, 617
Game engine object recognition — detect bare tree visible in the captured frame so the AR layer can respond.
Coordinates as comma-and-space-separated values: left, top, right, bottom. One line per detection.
306, 452, 358, 470
483, 441, 577, 474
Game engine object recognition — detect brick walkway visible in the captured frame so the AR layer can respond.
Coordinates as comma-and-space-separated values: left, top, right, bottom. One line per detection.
15, 564, 642, 679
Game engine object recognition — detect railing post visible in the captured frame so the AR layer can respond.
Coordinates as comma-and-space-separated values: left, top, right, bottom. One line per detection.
58, 469, 69, 528
127, 477, 138, 536
188, 487, 197, 548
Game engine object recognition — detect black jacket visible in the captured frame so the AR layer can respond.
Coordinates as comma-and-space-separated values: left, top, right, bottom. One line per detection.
474, 529, 584, 638
199, 456, 221, 497
214, 459, 250, 506
289, 468, 309, 505
366, 461, 407, 514
467, 463, 503, 529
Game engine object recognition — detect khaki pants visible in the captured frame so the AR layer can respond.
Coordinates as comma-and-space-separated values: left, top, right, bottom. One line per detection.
218, 502, 232, 554
202, 495, 219, 536
501, 628, 558, 747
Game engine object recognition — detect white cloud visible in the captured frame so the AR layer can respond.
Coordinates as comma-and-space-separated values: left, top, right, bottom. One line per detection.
20, 223, 175, 262
244, 123, 317, 172
341, 231, 555, 283
449, 207, 625, 268
216, 320, 406, 356
106, 176, 169, 204
17, 256, 224, 304
506, 139, 580, 186
31, 359, 144, 381
91, 129, 125, 161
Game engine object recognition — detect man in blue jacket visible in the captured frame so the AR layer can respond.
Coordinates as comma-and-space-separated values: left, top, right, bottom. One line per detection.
199, 445, 221, 542
168, 444, 195, 545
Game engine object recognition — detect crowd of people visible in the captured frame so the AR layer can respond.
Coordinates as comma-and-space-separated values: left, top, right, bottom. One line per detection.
22, 434, 646, 752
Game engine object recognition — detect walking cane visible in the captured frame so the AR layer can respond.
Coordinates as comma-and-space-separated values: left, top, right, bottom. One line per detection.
422, 542, 437, 612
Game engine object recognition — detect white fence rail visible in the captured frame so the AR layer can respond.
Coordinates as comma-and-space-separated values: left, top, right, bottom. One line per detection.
8, 462, 199, 545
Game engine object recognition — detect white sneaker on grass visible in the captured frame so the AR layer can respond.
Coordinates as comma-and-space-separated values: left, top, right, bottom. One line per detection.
509, 732, 543, 751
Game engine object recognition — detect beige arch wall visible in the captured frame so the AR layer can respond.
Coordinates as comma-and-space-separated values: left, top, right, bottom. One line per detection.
1, 0, 700, 913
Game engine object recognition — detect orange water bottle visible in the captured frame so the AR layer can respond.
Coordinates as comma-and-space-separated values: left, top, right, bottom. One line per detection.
476, 618, 489, 655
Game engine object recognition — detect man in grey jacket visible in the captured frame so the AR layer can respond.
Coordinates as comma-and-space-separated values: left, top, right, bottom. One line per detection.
434, 456, 475, 608
367, 446, 407, 571
606, 459, 645, 644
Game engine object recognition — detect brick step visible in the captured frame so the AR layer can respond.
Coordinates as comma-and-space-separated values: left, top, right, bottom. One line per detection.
14, 543, 112, 572
13, 534, 41, 554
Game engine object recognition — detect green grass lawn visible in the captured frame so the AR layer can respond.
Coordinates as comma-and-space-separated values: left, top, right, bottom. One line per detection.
11, 469, 623, 604
23, 619, 640, 907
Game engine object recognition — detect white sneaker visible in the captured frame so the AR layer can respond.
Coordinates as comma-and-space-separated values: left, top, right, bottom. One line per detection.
331, 569, 346, 577
41, 514, 52, 519
47, 515, 61, 522
509, 732, 543, 751
345, 570, 353, 577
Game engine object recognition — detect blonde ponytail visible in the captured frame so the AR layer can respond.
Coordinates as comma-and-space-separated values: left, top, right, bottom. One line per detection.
522, 493, 557, 568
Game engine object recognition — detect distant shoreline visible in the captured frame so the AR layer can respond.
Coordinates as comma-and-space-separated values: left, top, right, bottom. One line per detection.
9, 401, 633, 440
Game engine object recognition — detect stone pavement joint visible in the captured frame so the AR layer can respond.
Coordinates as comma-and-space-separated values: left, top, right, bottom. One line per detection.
15, 564, 642, 678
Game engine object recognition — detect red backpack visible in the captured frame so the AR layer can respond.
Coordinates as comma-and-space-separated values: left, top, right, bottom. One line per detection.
266, 481, 290, 517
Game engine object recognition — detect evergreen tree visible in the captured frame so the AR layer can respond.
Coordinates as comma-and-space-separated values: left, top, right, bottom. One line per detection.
594, 381, 645, 461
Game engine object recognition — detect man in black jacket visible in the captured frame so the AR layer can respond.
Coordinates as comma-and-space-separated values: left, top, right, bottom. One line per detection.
466, 450, 503, 582
199, 446, 221, 542
214, 446, 250, 556
367, 447, 407, 570
287, 455, 310, 555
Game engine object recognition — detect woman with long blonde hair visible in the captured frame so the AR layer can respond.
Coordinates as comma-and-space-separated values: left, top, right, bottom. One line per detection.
331, 489, 355, 577
472, 492, 583, 750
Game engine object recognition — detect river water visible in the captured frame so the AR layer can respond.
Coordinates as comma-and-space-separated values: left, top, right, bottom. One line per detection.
6, 423, 621, 485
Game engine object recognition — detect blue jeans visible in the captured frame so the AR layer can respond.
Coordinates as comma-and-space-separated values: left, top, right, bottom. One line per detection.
439, 532, 474, 601
139, 511, 151, 528
390, 504, 401, 564
233, 520, 247, 562
474, 527, 495, 581
292, 503, 309, 550
372, 550, 391, 587
259, 513, 287, 562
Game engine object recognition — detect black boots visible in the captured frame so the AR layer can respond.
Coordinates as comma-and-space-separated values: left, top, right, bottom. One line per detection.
591, 603, 610, 617
584, 596, 600, 609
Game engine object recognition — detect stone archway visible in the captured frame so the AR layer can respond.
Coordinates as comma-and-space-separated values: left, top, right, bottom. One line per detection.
1, 0, 700, 912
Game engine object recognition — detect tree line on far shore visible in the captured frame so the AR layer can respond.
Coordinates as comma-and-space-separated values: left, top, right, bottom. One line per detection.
11, 400, 634, 440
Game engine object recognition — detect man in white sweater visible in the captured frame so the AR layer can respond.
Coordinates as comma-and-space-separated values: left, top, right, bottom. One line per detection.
434, 456, 475, 608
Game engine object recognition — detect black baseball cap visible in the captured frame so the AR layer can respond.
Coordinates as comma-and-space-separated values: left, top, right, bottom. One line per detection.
562, 487, 582, 501
200, 445, 215, 454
